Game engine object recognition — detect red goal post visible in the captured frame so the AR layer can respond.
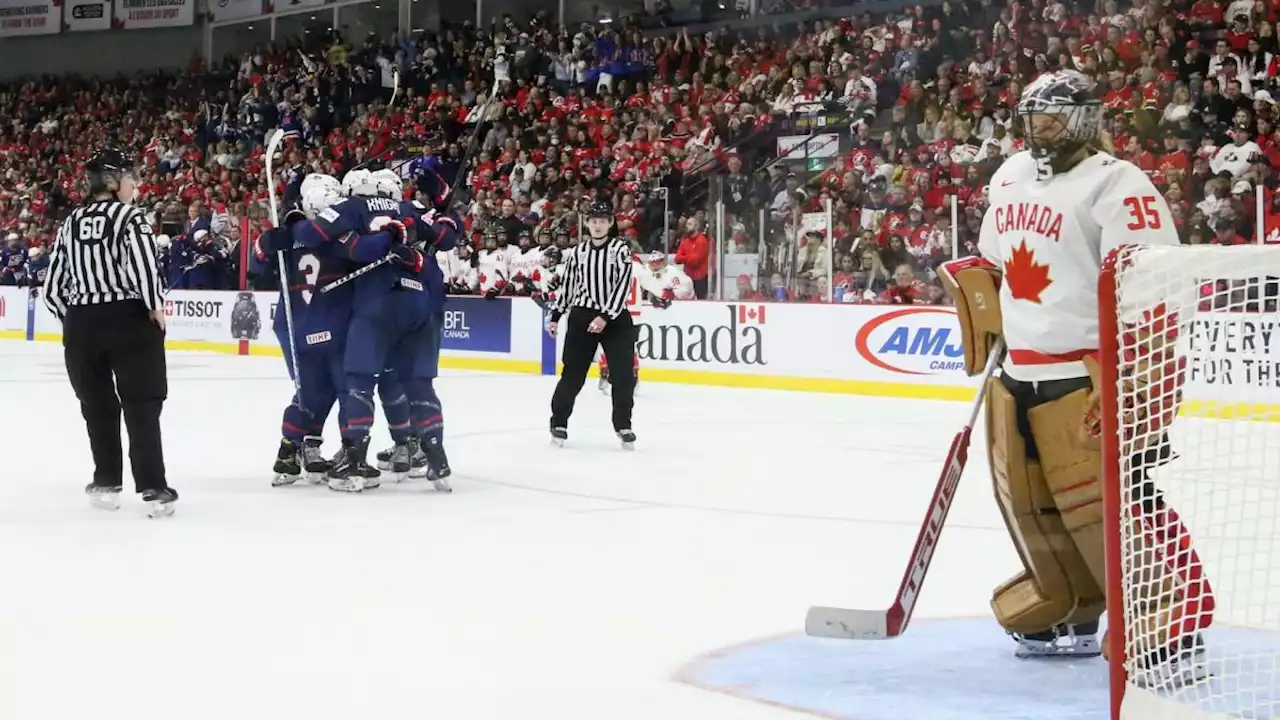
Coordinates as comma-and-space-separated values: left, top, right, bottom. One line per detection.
1098, 244, 1280, 720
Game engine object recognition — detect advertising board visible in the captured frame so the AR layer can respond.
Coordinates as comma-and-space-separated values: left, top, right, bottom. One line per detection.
0, 0, 57, 36
440, 297, 512, 353
113, 0, 194, 29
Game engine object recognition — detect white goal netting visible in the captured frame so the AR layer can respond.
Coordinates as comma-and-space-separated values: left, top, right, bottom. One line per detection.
1104, 245, 1280, 720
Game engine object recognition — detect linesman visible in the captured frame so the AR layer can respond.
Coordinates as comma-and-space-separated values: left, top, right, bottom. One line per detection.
547, 200, 638, 449
44, 147, 178, 517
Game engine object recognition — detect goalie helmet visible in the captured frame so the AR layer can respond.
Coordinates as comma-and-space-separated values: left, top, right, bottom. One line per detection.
370, 168, 403, 199
1015, 70, 1103, 178
300, 173, 343, 218
341, 168, 375, 197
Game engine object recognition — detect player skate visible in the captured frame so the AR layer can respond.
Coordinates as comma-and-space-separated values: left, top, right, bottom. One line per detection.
1009, 621, 1100, 658
550, 423, 568, 448
141, 488, 178, 518
271, 438, 305, 487
300, 436, 330, 483
421, 436, 452, 492
376, 438, 426, 482
327, 436, 381, 492
85, 483, 122, 511
617, 429, 636, 450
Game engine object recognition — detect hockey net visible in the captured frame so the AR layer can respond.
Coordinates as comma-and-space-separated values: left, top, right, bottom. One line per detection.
1099, 245, 1280, 720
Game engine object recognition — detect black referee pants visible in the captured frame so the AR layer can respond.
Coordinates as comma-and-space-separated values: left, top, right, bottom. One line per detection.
63, 301, 169, 493
551, 309, 636, 431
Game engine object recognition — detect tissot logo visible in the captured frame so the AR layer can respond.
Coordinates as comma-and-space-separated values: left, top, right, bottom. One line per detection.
636, 305, 766, 365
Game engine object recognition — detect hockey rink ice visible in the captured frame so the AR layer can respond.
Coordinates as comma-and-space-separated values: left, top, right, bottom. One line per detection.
1, 341, 1276, 720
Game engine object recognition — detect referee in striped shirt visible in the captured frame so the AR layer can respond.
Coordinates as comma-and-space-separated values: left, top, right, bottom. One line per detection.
44, 147, 177, 517
547, 200, 639, 448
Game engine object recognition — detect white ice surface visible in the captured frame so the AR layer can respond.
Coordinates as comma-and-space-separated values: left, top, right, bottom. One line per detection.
0, 341, 1022, 720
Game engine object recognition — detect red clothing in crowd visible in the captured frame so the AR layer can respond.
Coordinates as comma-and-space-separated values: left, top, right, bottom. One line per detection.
675, 231, 710, 281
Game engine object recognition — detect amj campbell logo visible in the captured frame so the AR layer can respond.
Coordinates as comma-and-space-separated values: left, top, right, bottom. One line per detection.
637, 304, 766, 365
854, 307, 964, 375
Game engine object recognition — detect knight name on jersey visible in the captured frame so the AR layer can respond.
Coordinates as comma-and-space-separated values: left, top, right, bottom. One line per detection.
364, 197, 401, 214
992, 202, 1064, 242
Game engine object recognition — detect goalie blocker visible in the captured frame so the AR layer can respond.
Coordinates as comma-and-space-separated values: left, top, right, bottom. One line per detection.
940, 254, 1214, 662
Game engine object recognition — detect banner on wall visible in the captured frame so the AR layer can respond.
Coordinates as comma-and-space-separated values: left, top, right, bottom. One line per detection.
273, 0, 328, 9
0, 0, 58, 36
441, 297, 512, 353
114, 0, 194, 28
64, 0, 111, 30
208, 0, 262, 22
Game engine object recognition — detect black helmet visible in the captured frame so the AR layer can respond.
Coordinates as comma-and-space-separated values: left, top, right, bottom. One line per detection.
586, 199, 613, 219
86, 147, 134, 196
86, 147, 133, 174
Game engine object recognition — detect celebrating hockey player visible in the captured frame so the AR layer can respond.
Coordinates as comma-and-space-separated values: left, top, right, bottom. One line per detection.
253, 173, 353, 487
938, 70, 1214, 673
303, 166, 459, 491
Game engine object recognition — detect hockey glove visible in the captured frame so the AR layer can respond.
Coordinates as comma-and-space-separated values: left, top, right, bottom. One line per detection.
389, 244, 425, 273
642, 290, 671, 309
370, 217, 413, 246
255, 227, 293, 260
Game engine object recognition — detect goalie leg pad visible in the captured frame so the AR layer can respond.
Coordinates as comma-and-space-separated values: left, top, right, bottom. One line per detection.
987, 377, 1104, 634
1027, 387, 1108, 592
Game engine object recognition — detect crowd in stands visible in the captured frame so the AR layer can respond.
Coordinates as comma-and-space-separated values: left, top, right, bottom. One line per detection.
1, 0, 1277, 307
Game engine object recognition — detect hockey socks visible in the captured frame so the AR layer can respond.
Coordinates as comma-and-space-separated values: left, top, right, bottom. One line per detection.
341, 375, 378, 441
281, 396, 324, 442
377, 375, 412, 443
406, 378, 444, 444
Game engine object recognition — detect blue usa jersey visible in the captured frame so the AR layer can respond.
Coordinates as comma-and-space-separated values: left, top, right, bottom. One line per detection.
254, 223, 355, 354
297, 195, 431, 307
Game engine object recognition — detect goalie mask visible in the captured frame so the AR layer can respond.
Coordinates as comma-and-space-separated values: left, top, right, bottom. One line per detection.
1015, 70, 1103, 179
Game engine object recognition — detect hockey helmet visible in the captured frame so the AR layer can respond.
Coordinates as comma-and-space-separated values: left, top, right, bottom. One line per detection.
541, 245, 562, 267
648, 251, 667, 270
1015, 70, 1103, 176
301, 174, 344, 218
370, 168, 403, 199
586, 199, 614, 220
341, 168, 376, 197
86, 146, 136, 197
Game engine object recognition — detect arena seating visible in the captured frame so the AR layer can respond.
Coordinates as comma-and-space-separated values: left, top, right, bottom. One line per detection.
0, 0, 1272, 306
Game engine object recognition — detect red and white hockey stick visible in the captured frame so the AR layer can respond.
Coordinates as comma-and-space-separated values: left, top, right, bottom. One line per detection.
805, 338, 1004, 640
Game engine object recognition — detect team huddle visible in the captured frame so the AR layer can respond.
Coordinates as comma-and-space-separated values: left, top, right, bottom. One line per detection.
253, 165, 462, 493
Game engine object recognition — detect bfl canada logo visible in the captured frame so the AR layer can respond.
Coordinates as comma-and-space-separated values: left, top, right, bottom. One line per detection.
854, 307, 965, 375
636, 304, 766, 365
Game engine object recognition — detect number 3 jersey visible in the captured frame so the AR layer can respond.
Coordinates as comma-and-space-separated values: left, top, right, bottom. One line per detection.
977, 150, 1180, 383
252, 225, 355, 355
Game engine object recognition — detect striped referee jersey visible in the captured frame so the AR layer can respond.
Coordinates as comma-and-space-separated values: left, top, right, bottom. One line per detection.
44, 201, 165, 322
549, 236, 634, 322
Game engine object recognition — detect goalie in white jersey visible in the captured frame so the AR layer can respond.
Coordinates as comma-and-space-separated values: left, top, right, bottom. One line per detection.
939, 70, 1214, 671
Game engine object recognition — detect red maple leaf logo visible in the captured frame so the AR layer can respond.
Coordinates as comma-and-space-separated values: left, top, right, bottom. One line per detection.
1003, 239, 1052, 303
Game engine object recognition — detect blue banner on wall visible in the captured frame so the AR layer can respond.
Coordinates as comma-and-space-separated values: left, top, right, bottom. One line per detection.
440, 297, 511, 353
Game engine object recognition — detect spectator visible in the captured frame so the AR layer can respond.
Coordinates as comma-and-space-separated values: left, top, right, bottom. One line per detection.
674, 217, 710, 299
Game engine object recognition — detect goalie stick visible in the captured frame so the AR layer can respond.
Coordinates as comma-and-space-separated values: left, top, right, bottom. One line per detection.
264, 127, 301, 395
805, 338, 1004, 640
318, 92, 494, 295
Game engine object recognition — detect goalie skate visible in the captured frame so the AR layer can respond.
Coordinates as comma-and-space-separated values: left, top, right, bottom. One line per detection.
1011, 625, 1101, 659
